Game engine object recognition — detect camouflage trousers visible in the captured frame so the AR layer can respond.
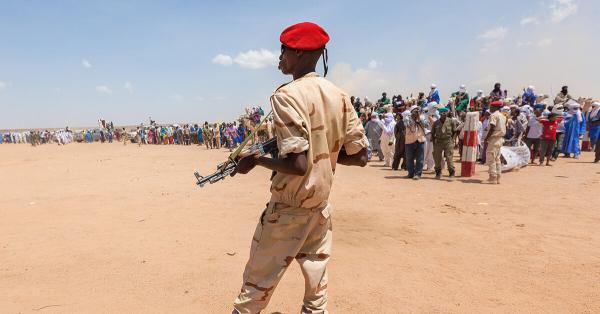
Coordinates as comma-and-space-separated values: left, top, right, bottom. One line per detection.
486, 137, 504, 177
233, 202, 332, 314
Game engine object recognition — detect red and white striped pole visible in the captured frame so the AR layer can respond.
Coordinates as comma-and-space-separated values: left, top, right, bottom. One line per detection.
461, 111, 479, 177
582, 128, 591, 151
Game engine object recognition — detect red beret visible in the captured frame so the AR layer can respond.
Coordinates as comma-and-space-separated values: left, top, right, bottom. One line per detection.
280, 22, 329, 50
490, 100, 504, 107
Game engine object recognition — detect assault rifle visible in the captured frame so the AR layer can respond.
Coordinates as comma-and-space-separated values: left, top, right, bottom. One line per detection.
194, 111, 275, 188
193, 137, 278, 187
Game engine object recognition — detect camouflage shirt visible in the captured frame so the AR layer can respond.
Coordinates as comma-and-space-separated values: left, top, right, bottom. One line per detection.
269, 72, 368, 209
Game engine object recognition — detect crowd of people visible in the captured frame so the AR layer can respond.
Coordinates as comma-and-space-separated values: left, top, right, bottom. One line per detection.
0, 107, 273, 152
2, 83, 599, 183
357, 83, 599, 183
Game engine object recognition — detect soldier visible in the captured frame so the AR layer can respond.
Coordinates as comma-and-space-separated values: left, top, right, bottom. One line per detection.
431, 107, 456, 179
484, 101, 507, 184
121, 127, 129, 145
230, 22, 368, 314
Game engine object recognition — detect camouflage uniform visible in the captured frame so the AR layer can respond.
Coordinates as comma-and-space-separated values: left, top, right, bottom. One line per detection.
486, 111, 507, 179
233, 72, 368, 314
431, 117, 456, 175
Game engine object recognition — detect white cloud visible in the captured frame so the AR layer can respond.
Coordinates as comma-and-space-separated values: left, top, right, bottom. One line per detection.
0, 81, 7, 92
172, 94, 183, 101
212, 49, 279, 69
537, 38, 553, 47
517, 41, 533, 47
478, 27, 508, 53
194, 96, 204, 102
82, 59, 92, 68
479, 27, 508, 40
96, 85, 112, 94
550, 0, 578, 23
520, 16, 539, 26
124, 81, 133, 93
367, 60, 380, 69
212, 54, 233, 66
233, 49, 278, 69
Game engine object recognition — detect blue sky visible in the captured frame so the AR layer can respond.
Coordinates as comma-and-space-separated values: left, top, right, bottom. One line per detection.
0, 0, 598, 129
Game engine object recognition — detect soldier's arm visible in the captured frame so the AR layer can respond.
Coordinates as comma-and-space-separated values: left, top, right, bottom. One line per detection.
337, 147, 368, 167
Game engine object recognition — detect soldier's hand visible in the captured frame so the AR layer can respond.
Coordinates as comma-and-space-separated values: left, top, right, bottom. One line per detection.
231, 151, 260, 176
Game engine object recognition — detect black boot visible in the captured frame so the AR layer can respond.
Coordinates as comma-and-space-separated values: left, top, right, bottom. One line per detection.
435, 169, 441, 179
449, 169, 455, 178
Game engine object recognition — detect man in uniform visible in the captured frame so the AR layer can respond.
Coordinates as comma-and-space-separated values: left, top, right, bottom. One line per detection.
230, 22, 369, 314
554, 85, 572, 105
484, 101, 507, 184
431, 107, 456, 179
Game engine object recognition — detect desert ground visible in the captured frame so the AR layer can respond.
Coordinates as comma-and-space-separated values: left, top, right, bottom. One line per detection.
1, 143, 599, 314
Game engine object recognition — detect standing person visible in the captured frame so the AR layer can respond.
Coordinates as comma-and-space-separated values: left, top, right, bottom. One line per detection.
136, 127, 142, 146
183, 125, 190, 145
508, 107, 528, 146
392, 111, 407, 170
562, 102, 586, 158
380, 112, 396, 167
423, 102, 439, 172
230, 22, 368, 314
539, 113, 559, 166
587, 102, 600, 151
404, 106, 427, 180
431, 107, 456, 179
489, 83, 504, 101
365, 112, 384, 161
202, 122, 212, 149
122, 128, 129, 145
524, 106, 543, 163
484, 101, 507, 184
214, 123, 221, 149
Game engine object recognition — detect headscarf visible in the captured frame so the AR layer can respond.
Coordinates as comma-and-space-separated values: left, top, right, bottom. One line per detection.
568, 102, 583, 122
459, 84, 467, 94
551, 104, 564, 115
382, 113, 395, 135
520, 105, 532, 117
590, 102, 600, 120
476, 90, 483, 97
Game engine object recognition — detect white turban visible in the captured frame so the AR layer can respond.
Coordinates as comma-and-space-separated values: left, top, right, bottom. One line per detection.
551, 105, 564, 115
410, 105, 419, 112
590, 102, 600, 119
431, 84, 437, 89
459, 85, 466, 93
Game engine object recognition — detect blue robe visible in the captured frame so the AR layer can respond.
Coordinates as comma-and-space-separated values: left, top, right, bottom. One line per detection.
427, 89, 440, 105
562, 113, 586, 155
521, 92, 536, 106
588, 112, 600, 146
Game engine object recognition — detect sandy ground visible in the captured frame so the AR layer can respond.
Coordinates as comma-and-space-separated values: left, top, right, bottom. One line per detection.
1, 142, 599, 314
